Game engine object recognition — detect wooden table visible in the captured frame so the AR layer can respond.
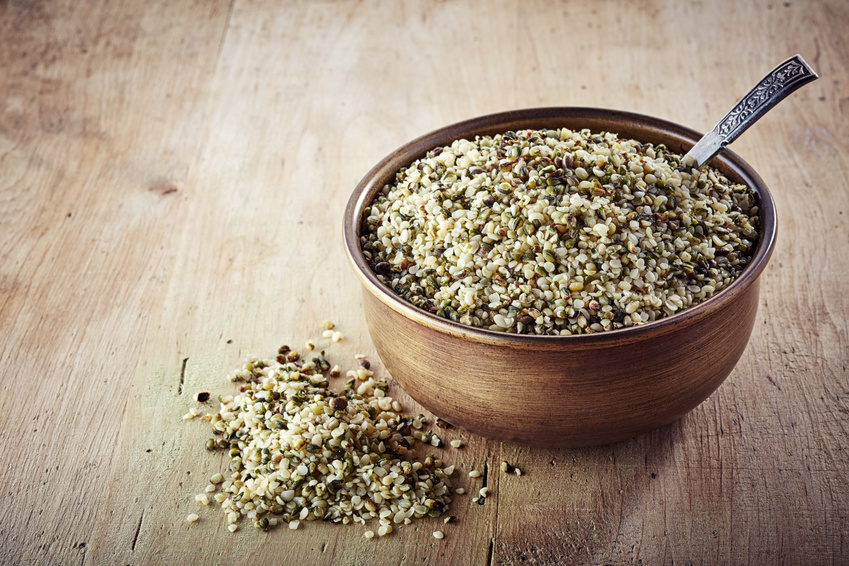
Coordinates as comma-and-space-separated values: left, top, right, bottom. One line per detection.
2, 1, 847, 564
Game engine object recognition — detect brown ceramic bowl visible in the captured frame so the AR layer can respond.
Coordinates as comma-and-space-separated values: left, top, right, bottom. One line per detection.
343, 107, 776, 447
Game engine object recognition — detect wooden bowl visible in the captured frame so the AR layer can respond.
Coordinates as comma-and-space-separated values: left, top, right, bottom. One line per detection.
343, 107, 777, 447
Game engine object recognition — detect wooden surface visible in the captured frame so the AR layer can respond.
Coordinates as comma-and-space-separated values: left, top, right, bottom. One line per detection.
1, 0, 847, 564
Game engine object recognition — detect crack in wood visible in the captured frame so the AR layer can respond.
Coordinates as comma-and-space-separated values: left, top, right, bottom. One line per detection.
487, 537, 495, 566
216, 0, 236, 61
178, 357, 189, 396
131, 511, 144, 551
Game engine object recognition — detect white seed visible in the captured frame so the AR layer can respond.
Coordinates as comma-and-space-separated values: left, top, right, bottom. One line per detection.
289, 520, 300, 530
455, 488, 465, 495
228, 524, 238, 532
449, 439, 463, 448
469, 470, 481, 478
186, 513, 199, 523
210, 473, 224, 484
364, 530, 375, 539
479, 487, 489, 497
433, 530, 444, 539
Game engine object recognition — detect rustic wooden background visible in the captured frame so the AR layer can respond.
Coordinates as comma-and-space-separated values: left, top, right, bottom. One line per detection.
1, 0, 847, 564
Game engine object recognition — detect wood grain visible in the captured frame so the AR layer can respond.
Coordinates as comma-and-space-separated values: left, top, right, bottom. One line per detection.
0, 0, 847, 564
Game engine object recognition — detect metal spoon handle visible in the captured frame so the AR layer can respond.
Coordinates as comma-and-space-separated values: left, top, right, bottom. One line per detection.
686, 54, 818, 167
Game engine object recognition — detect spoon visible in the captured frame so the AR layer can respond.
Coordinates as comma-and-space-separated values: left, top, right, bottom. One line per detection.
685, 54, 818, 167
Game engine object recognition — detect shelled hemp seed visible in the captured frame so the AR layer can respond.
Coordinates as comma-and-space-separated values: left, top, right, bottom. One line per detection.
360, 128, 760, 335
186, 340, 453, 536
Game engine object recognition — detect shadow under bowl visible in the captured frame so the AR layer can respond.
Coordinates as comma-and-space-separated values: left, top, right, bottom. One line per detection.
343, 107, 776, 447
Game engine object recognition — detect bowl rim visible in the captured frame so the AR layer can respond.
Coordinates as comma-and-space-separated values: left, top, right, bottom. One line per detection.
343, 106, 777, 349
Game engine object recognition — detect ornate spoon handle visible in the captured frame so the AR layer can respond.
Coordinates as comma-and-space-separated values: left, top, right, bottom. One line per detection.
686, 54, 818, 167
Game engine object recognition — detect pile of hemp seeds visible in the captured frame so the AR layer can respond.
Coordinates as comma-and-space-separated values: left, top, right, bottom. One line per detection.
182, 322, 494, 540
360, 128, 760, 335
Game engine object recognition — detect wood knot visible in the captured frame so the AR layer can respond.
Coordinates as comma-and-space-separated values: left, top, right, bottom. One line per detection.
148, 181, 178, 196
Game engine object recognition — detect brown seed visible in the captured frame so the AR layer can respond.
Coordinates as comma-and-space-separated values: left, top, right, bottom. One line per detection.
330, 397, 348, 411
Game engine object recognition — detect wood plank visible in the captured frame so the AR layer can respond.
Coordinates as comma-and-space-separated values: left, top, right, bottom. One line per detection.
0, 0, 847, 564
0, 0, 236, 564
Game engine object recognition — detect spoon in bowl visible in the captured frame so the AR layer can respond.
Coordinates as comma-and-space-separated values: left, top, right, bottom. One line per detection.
685, 54, 818, 167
